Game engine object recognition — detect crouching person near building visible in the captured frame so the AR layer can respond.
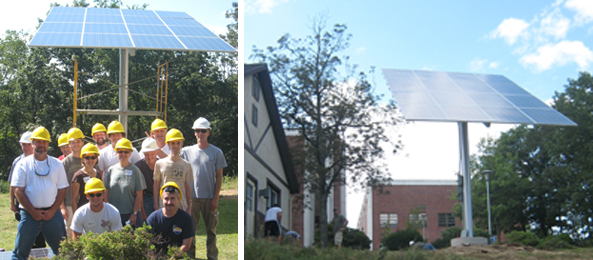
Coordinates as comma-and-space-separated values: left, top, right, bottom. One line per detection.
71, 178, 122, 239
147, 182, 194, 255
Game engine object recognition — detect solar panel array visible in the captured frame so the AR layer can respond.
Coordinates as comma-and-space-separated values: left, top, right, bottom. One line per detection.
29, 6, 236, 52
382, 69, 576, 126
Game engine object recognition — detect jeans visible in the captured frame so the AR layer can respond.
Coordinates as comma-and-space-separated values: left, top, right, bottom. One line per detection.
12, 209, 66, 260
143, 195, 155, 217
121, 212, 144, 228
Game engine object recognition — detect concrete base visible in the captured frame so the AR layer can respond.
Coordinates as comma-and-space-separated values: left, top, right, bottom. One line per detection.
451, 237, 488, 247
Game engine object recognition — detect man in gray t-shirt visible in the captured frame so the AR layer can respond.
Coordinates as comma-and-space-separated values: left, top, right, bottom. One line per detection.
181, 117, 227, 260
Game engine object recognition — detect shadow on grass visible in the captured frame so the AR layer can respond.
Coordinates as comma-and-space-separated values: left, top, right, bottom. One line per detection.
194, 199, 237, 235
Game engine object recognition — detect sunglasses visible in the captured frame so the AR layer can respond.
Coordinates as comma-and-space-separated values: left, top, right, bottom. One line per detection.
163, 186, 178, 193
88, 192, 103, 198
194, 129, 208, 133
83, 156, 97, 160
117, 150, 131, 154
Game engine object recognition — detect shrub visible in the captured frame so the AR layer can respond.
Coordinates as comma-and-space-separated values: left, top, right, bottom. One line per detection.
55, 224, 189, 259
506, 230, 539, 247
432, 226, 462, 249
0, 180, 9, 194
381, 228, 423, 251
537, 235, 574, 250
342, 228, 371, 250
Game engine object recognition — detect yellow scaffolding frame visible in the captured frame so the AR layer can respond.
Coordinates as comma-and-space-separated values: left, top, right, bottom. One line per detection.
72, 59, 169, 126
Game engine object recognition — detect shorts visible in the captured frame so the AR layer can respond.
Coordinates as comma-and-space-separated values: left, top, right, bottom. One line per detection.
264, 220, 281, 237
334, 231, 343, 246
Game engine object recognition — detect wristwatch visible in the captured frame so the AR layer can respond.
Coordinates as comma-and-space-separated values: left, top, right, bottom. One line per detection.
134, 210, 139, 215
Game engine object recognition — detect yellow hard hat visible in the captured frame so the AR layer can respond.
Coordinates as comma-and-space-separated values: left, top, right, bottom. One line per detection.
166, 128, 184, 143
107, 121, 125, 134
30, 126, 51, 142
85, 177, 106, 194
114, 138, 133, 151
80, 143, 100, 158
91, 123, 106, 136
151, 118, 168, 131
67, 127, 84, 141
160, 181, 182, 199
57, 133, 69, 147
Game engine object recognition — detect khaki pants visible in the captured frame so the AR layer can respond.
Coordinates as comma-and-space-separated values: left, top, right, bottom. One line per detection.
188, 198, 219, 260
65, 206, 73, 237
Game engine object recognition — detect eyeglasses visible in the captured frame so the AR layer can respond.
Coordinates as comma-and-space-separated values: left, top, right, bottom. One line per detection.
117, 150, 131, 154
34, 159, 50, 176
88, 192, 103, 198
194, 129, 208, 133
83, 156, 97, 160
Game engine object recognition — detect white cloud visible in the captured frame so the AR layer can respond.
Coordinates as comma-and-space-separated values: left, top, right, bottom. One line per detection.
470, 58, 488, 71
539, 10, 570, 39
245, 0, 290, 14
491, 18, 530, 45
355, 46, 366, 54
520, 40, 593, 72
470, 59, 499, 71
565, 0, 593, 24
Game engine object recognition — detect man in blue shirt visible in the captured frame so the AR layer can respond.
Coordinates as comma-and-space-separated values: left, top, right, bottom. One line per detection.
147, 182, 194, 255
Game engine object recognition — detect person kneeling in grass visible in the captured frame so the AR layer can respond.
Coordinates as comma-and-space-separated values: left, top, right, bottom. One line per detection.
147, 182, 194, 254
71, 177, 122, 239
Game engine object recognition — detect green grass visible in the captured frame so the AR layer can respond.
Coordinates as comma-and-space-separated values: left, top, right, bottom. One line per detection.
193, 199, 238, 260
0, 188, 238, 259
221, 175, 238, 191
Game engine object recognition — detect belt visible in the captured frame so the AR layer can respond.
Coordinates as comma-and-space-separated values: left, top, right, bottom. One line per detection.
34, 207, 51, 211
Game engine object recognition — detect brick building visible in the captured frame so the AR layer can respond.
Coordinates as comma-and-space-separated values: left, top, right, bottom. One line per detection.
358, 180, 461, 250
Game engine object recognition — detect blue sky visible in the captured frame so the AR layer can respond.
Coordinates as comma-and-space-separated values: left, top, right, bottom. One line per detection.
0, 0, 236, 38
245, 0, 593, 227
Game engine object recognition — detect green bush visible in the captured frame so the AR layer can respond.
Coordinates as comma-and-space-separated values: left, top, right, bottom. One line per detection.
381, 228, 423, 251
537, 235, 574, 250
55, 224, 189, 259
432, 226, 462, 249
342, 228, 371, 250
506, 230, 539, 247
0, 180, 9, 194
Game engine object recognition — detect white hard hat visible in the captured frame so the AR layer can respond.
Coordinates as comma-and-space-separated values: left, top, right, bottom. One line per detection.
192, 117, 211, 130
141, 138, 159, 152
19, 131, 33, 144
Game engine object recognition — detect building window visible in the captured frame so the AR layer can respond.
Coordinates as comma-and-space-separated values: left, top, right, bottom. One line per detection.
410, 213, 427, 227
251, 105, 258, 127
252, 76, 261, 102
267, 184, 280, 208
380, 213, 398, 228
438, 213, 456, 227
246, 182, 254, 211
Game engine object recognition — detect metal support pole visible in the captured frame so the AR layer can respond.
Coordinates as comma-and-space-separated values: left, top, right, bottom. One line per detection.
119, 49, 129, 135
459, 122, 473, 237
486, 174, 492, 243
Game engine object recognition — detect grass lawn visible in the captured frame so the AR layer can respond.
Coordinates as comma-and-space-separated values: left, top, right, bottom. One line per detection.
0, 176, 238, 259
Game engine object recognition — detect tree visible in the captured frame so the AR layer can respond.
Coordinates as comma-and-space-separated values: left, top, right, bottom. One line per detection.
252, 16, 402, 247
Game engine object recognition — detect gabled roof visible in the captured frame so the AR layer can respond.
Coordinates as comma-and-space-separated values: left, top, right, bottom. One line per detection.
245, 63, 299, 194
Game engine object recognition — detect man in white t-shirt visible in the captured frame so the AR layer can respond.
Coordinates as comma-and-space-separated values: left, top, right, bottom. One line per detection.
97, 121, 141, 176
11, 126, 69, 259
264, 204, 282, 243
71, 178, 122, 238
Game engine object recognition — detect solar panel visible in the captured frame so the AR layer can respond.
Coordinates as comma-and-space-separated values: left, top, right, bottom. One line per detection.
382, 69, 577, 126
29, 6, 236, 53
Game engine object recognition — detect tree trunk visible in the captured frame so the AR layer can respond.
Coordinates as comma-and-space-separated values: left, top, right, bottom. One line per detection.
319, 188, 328, 248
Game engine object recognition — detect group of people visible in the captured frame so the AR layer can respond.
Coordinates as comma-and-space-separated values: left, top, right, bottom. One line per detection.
8, 117, 227, 260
